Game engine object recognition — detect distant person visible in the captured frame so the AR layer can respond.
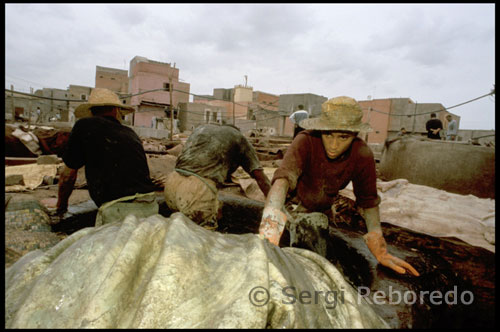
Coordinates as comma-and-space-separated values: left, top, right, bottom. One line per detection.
35, 107, 41, 123
445, 114, 458, 141
397, 127, 408, 137
163, 123, 271, 229
425, 113, 443, 140
289, 105, 309, 138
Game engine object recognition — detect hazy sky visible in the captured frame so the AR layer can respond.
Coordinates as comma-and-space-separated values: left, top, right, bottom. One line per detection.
5, 3, 495, 130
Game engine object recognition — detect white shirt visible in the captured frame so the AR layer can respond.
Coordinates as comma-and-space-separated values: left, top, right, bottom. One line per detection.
289, 110, 309, 124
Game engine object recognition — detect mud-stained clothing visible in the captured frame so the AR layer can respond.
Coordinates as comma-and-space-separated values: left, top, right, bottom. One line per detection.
175, 124, 263, 186
273, 130, 380, 212
63, 116, 156, 207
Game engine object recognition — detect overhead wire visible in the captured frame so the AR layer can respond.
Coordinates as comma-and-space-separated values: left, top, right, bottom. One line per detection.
6, 83, 495, 125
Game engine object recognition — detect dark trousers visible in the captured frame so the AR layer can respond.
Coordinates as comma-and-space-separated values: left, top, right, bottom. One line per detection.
293, 125, 304, 138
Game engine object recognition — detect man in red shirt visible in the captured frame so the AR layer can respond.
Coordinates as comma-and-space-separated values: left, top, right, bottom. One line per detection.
259, 96, 419, 276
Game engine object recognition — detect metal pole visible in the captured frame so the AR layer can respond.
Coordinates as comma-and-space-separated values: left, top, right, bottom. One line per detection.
27, 87, 33, 129
50, 90, 54, 123
10, 85, 15, 121
411, 101, 418, 133
232, 90, 235, 125
169, 77, 173, 140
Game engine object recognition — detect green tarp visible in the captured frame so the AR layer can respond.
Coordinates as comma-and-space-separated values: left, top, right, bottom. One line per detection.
5, 213, 388, 328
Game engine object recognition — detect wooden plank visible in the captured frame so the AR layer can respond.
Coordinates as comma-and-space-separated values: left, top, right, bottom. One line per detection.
5, 157, 38, 166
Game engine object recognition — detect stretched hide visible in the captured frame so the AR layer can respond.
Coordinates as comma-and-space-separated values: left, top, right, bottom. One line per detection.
379, 137, 495, 199
5, 125, 71, 158
5, 213, 387, 328
5, 125, 38, 158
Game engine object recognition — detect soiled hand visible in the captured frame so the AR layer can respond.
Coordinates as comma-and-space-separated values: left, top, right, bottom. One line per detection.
363, 231, 420, 276
258, 206, 287, 246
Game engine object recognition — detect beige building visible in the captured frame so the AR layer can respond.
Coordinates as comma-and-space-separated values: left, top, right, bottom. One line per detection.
178, 102, 227, 132
95, 66, 131, 107
68, 85, 93, 124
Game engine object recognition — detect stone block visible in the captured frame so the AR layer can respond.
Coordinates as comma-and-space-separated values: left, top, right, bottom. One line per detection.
37, 154, 60, 165
5, 174, 25, 186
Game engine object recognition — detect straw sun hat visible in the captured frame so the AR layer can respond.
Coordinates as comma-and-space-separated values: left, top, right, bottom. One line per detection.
299, 96, 372, 132
74, 88, 135, 119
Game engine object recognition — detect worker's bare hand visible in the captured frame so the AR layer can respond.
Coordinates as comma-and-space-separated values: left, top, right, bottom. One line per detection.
363, 231, 420, 276
259, 206, 287, 246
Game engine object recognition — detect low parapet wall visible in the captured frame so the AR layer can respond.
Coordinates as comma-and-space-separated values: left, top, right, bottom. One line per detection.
379, 137, 495, 199
128, 126, 171, 139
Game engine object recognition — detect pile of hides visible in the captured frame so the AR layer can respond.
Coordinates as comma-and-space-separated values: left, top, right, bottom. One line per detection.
5, 124, 71, 158
340, 178, 495, 253
6, 213, 388, 328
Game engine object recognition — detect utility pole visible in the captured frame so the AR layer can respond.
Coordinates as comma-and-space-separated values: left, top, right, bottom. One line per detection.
10, 85, 15, 121
411, 101, 418, 133
50, 89, 54, 123
169, 77, 174, 140
27, 87, 33, 129
232, 89, 235, 126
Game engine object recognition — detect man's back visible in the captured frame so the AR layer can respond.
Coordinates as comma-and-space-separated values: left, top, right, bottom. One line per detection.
176, 124, 261, 185
426, 118, 443, 139
63, 116, 155, 206
290, 110, 309, 124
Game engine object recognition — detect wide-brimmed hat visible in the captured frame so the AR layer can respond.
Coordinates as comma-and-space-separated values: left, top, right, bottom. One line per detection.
299, 96, 372, 132
74, 88, 135, 118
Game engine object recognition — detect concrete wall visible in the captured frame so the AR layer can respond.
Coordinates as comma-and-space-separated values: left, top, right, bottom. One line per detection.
379, 137, 495, 199
278, 93, 328, 117
68, 85, 92, 124
358, 98, 460, 144
134, 107, 166, 128
192, 99, 249, 125
213, 88, 233, 102
95, 66, 128, 94
234, 85, 253, 102
33, 88, 70, 123
235, 118, 256, 133
253, 91, 279, 106
359, 99, 392, 144
178, 102, 227, 132
95, 66, 130, 106
255, 108, 282, 136
458, 129, 495, 145
127, 125, 171, 139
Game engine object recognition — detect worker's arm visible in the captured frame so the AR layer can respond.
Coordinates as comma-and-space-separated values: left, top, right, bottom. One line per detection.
258, 178, 289, 245
56, 165, 78, 215
360, 206, 420, 276
251, 168, 272, 197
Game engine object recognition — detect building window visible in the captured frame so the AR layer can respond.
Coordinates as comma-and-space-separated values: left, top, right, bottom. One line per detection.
81, 94, 87, 100
111, 77, 115, 80
163, 83, 171, 91
122, 100, 127, 104
205, 110, 210, 123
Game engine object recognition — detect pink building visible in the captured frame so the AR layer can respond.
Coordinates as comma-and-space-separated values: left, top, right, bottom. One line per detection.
129, 56, 190, 128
